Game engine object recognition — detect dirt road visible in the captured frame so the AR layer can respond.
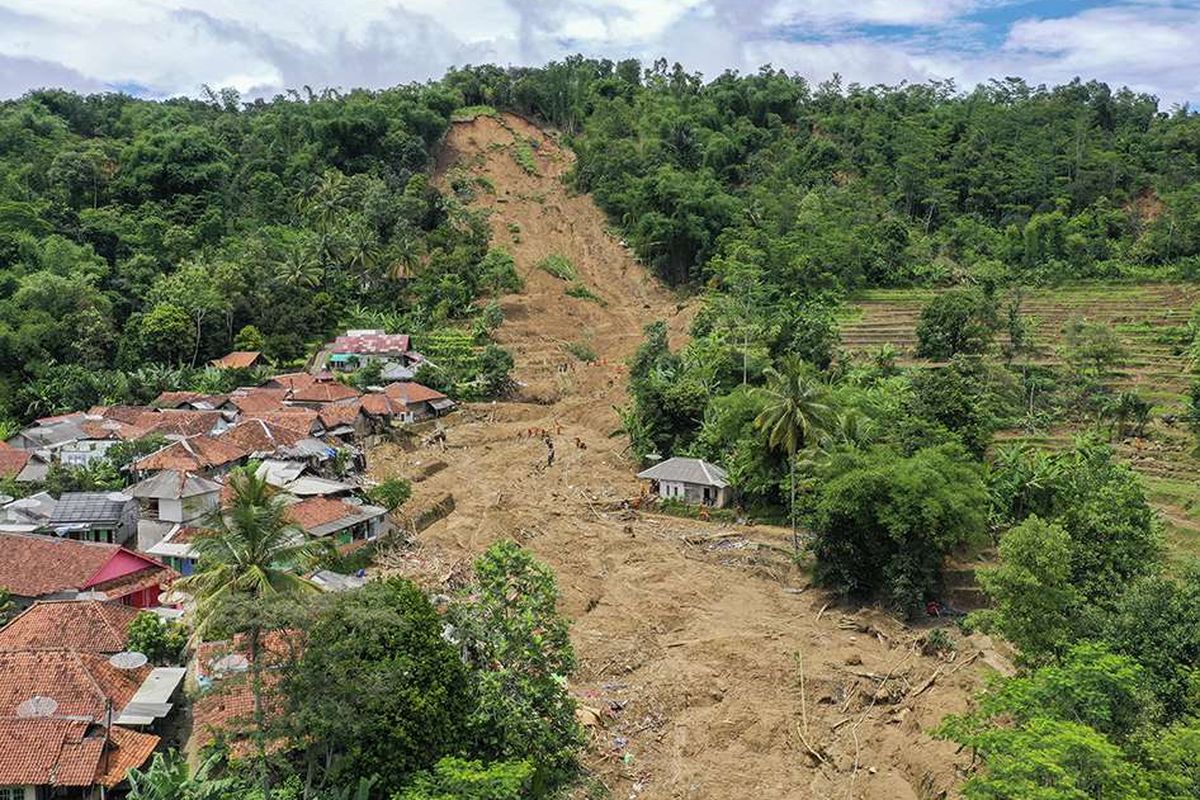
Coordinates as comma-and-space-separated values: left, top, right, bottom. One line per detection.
371, 113, 998, 799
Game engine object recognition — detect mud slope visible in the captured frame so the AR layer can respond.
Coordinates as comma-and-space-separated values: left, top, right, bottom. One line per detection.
372, 112, 998, 799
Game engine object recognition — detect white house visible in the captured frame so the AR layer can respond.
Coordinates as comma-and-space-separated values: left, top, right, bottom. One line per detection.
637, 457, 731, 508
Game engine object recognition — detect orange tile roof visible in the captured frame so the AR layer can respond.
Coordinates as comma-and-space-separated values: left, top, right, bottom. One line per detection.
211, 351, 262, 370
96, 724, 160, 787
0, 534, 173, 600
228, 388, 288, 414
0, 718, 158, 788
0, 650, 149, 723
264, 372, 317, 392
152, 391, 203, 408
317, 402, 362, 428
192, 632, 296, 758
360, 393, 401, 416
137, 410, 225, 438
0, 601, 139, 653
133, 435, 246, 473
0, 446, 30, 477
87, 406, 152, 426
219, 419, 307, 454
285, 496, 362, 530
384, 381, 446, 404
290, 381, 360, 404
240, 410, 320, 434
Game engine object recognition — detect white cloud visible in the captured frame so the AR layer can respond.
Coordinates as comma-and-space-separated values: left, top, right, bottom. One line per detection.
0, 0, 1196, 106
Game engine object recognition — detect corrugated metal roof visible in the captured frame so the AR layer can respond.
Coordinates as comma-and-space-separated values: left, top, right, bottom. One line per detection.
49, 492, 135, 525
636, 457, 729, 488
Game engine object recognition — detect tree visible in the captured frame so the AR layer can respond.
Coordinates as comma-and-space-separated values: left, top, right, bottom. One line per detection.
754, 357, 831, 547
284, 579, 471, 795
914, 288, 998, 359
812, 444, 986, 612
1062, 317, 1126, 379
148, 262, 231, 367
451, 541, 584, 792
127, 611, 188, 665
126, 750, 237, 800
366, 477, 411, 512
175, 470, 330, 794
396, 758, 533, 800
974, 516, 1080, 661
233, 325, 266, 353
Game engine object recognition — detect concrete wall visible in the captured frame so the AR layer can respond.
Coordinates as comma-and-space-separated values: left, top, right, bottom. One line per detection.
656, 480, 728, 508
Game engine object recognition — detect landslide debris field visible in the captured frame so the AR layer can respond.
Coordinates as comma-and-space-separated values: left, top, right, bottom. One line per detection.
369, 113, 1002, 800
842, 285, 1200, 557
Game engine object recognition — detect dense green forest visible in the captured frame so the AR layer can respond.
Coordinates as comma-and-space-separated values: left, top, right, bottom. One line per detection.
0, 83, 515, 424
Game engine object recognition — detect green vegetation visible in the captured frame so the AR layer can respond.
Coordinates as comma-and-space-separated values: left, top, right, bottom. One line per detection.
511, 139, 538, 175
451, 105, 498, 122
563, 282, 604, 304
126, 612, 188, 665
536, 254, 576, 281
562, 340, 597, 363
0, 83, 513, 426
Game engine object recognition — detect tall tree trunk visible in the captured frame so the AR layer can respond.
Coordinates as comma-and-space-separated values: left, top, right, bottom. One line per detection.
790, 453, 798, 552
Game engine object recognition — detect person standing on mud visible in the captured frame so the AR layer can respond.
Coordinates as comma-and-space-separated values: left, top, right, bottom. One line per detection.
543, 434, 555, 467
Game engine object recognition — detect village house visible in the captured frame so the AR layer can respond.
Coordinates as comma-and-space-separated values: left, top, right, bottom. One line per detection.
0, 716, 159, 800
128, 470, 221, 575
210, 350, 263, 370
131, 435, 248, 477
285, 495, 389, 546
328, 329, 413, 372
0, 533, 175, 609
382, 382, 455, 422
45, 492, 139, 545
0, 493, 57, 535
0, 600, 141, 654
637, 457, 732, 508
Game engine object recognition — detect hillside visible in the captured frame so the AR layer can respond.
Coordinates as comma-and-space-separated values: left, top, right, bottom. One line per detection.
370, 112, 1000, 800
841, 284, 1200, 557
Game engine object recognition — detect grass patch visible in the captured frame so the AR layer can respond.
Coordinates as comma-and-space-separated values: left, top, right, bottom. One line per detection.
565, 282, 606, 305
563, 340, 598, 362
537, 254, 577, 281
451, 105, 497, 122
512, 139, 539, 175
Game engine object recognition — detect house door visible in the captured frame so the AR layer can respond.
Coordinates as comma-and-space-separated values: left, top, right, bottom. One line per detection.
702, 487, 712, 505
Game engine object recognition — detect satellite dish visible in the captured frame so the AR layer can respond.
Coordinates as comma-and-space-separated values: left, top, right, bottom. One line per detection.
211, 654, 249, 675
109, 651, 149, 670
17, 696, 58, 718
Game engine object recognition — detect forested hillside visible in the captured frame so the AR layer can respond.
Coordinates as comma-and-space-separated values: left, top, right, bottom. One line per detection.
0, 84, 513, 425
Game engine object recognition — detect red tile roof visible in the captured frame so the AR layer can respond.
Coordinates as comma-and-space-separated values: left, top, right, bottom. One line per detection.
0, 717, 158, 788
384, 381, 447, 404
0, 446, 30, 477
87, 406, 151, 426
133, 435, 246, 473
228, 388, 288, 414
331, 332, 410, 355
317, 402, 362, 428
360, 393, 402, 417
285, 497, 363, 531
152, 391, 203, 409
0, 534, 173, 601
219, 419, 307, 453
0, 650, 149, 723
290, 381, 360, 404
211, 351, 262, 370
138, 410, 225, 438
0, 601, 139, 653
240, 410, 320, 434
263, 372, 317, 392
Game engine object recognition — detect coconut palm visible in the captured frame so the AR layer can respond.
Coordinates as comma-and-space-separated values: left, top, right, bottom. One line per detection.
175, 470, 329, 793
754, 357, 831, 549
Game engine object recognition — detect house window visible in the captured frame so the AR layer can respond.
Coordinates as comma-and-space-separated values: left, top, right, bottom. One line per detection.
0, 786, 25, 800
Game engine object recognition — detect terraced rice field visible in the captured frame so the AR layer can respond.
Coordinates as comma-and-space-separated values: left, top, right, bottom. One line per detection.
842, 283, 1200, 559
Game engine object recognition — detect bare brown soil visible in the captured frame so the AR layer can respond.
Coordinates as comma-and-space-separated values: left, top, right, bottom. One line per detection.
370, 113, 999, 799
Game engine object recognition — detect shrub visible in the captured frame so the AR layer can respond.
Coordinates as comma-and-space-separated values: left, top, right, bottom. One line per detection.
562, 340, 597, 362
512, 141, 538, 175
368, 477, 412, 511
564, 283, 605, 305
536, 255, 576, 281
450, 105, 498, 122
127, 612, 188, 665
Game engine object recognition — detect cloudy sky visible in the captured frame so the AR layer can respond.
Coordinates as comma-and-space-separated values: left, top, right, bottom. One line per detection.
1, 0, 1198, 106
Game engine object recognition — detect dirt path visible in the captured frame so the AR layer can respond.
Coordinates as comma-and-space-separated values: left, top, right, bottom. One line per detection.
371, 113, 998, 799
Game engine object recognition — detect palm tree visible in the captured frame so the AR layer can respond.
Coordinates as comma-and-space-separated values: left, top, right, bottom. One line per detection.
175, 470, 329, 794
754, 358, 831, 550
